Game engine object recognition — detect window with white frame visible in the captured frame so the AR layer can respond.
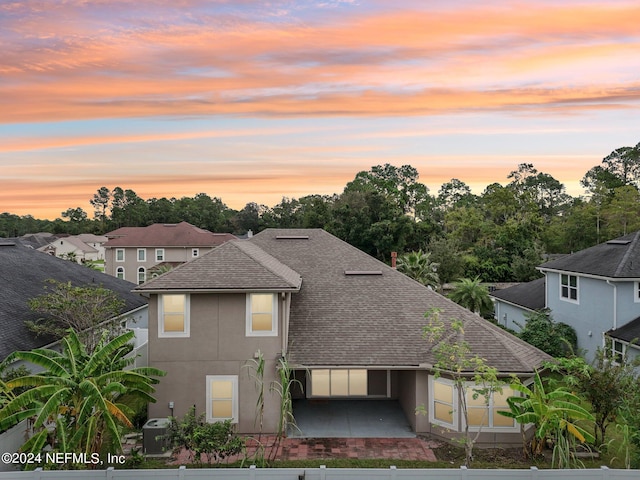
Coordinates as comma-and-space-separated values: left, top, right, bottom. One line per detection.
612, 340, 625, 364
137, 248, 146, 262
311, 369, 368, 397
156, 248, 165, 262
116, 267, 125, 280
192, 248, 199, 258
465, 385, 517, 430
159, 294, 189, 337
246, 293, 277, 336
429, 377, 456, 429
137, 267, 146, 285
116, 249, 125, 262
206, 375, 238, 423
560, 274, 578, 302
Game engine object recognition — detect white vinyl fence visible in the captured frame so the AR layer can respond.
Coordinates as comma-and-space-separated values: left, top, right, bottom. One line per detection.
0, 466, 636, 480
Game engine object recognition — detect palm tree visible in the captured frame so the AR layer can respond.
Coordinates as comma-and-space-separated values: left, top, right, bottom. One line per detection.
0, 330, 164, 458
396, 250, 440, 290
448, 276, 493, 315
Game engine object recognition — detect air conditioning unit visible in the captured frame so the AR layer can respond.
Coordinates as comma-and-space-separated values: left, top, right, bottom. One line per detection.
142, 418, 170, 454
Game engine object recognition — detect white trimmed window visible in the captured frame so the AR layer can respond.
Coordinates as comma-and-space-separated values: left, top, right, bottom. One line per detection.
246, 293, 278, 336
115, 249, 125, 262
192, 248, 199, 258
206, 375, 238, 423
159, 294, 190, 338
560, 274, 578, 303
465, 385, 517, 430
137, 248, 146, 262
429, 377, 457, 429
613, 340, 625, 364
156, 249, 165, 262
116, 266, 125, 280
311, 369, 368, 397
137, 267, 146, 285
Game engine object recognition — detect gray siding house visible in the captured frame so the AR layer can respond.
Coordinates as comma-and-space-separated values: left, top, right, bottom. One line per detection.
135, 229, 550, 447
491, 231, 640, 363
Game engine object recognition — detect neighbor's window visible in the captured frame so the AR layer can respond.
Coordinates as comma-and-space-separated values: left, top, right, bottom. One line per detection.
156, 249, 165, 262
560, 274, 578, 302
613, 340, 625, 364
206, 375, 238, 423
192, 248, 199, 258
159, 294, 189, 337
311, 369, 368, 397
137, 248, 146, 262
429, 377, 456, 428
246, 293, 277, 336
116, 267, 125, 280
466, 386, 516, 429
137, 267, 146, 285
116, 249, 125, 262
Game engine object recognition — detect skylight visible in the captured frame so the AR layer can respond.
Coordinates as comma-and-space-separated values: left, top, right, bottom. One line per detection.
275, 235, 309, 240
344, 270, 383, 276
606, 240, 631, 245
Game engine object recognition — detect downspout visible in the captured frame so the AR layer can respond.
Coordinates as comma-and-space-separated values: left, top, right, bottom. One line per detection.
281, 292, 291, 356
607, 280, 617, 330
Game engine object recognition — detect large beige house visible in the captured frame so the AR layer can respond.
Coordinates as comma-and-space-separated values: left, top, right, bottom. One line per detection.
135, 229, 550, 446
104, 222, 235, 284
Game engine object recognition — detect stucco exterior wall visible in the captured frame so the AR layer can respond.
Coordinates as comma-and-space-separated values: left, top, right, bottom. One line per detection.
148, 292, 285, 433
492, 300, 532, 333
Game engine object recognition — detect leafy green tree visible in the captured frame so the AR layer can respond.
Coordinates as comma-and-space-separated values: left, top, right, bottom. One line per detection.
517, 311, 577, 358
0, 330, 164, 464
548, 345, 639, 446
510, 245, 544, 282
426, 237, 465, 284
448, 277, 493, 316
396, 250, 440, 289
26, 279, 126, 353
89, 187, 111, 230
602, 185, 640, 236
419, 308, 503, 466
602, 142, 640, 186
499, 371, 595, 467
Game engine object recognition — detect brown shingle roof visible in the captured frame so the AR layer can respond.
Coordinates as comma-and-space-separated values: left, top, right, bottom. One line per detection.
249, 229, 550, 373
134, 240, 301, 292
104, 222, 236, 247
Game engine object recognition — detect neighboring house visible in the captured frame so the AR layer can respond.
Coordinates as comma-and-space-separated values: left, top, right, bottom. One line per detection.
135, 229, 550, 446
491, 231, 640, 363
103, 222, 236, 285
491, 277, 546, 331
38, 234, 107, 264
0, 240, 148, 364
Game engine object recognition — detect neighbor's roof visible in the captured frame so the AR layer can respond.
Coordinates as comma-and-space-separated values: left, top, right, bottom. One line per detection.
607, 317, 640, 346
248, 229, 550, 373
0, 242, 147, 361
490, 277, 546, 312
539, 231, 640, 278
104, 222, 236, 247
39, 236, 98, 254
134, 240, 302, 292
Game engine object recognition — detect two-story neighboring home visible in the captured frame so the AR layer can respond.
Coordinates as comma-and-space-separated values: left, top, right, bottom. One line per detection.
492, 231, 640, 363
38, 234, 107, 264
103, 222, 236, 285
135, 229, 550, 446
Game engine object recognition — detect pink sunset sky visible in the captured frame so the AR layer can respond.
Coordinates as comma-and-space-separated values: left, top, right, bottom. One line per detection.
1, 0, 639, 219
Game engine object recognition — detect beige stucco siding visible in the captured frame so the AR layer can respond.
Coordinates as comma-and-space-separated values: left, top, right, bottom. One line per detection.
148, 292, 285, 433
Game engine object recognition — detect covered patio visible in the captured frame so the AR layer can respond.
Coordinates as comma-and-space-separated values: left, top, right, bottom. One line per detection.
290, 399, 415, 438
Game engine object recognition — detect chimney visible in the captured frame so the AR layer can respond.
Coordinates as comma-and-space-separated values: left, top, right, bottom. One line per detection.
391, 251, 397, 269
247, 229, 253, 238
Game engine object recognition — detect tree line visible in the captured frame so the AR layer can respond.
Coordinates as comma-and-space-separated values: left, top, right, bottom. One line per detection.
2, 141, 639, 283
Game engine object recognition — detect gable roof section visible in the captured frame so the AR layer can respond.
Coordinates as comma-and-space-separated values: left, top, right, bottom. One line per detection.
539, 231, 640, 278
104, 222, 236, 247
134, 240, 302, 292
0, 242, 147, 361
490, 277, 546, 311
607, 316, 640, 345
248, 229, 550, 373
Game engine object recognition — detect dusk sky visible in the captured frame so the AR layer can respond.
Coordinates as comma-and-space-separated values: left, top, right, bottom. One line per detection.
2, 0, 640, 220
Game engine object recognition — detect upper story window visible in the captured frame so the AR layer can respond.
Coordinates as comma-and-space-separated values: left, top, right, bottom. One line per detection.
156, 249, 165, 262
159, 294, 190, 338
115, 249, 125, 262
246, 293, 277, 336
192, 248, 199, 258
560, 274, 578, 303
116, 267, 125, 280
138, 248, 146, 262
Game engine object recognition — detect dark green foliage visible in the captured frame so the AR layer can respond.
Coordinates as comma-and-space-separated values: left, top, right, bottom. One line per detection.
517, 311, 577, 357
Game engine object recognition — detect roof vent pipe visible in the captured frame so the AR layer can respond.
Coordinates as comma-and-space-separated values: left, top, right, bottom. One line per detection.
391, 251, 397, 269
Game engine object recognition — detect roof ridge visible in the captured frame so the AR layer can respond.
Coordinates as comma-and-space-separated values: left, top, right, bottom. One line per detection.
233, 240, 301, 288
614, 230, 640, 277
